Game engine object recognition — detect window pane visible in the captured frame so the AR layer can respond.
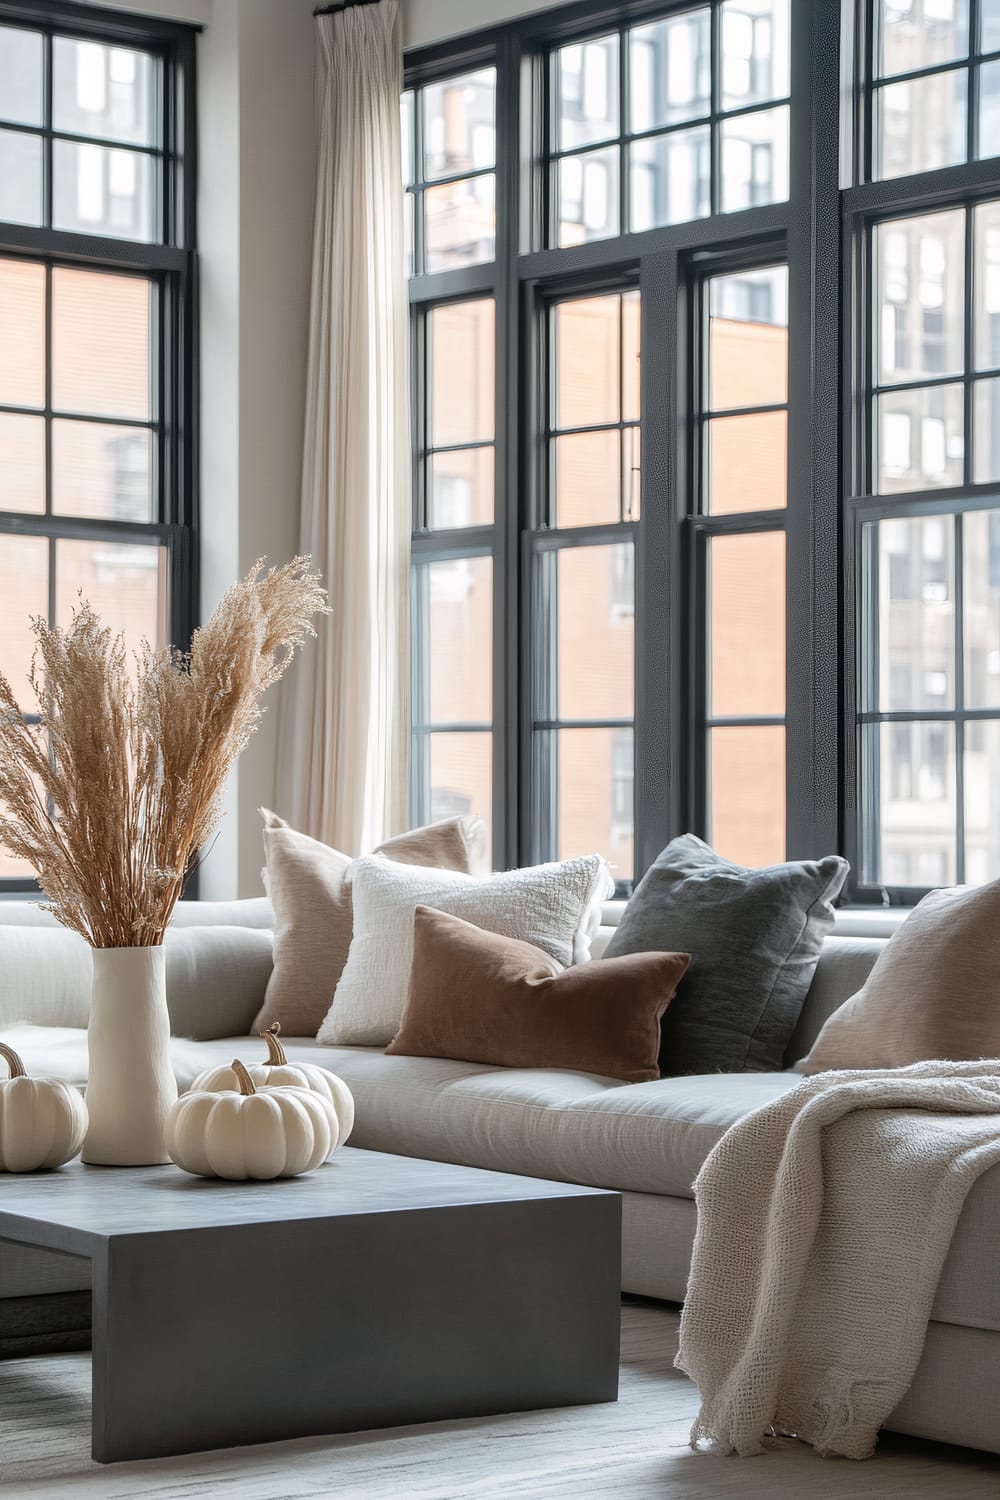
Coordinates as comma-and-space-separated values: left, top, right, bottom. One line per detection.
974, 377, 1000, 480
52, 268, 151, 421
404, 189, 414, 277
52, 421, 153, 522
53, 139, 154, 243
428, 731, 491, 844
719, 105, 789, 212
876, 210, 965, 384
709, 532, 785, 717
0, 128, 42, 227
554, 430, 621, 527
401, 90, 414, 186
53, 38, 154, 146
963, 510, 1000, 708
708, 412, 787, 512
0, 413, 45, 514
983, 0, 1000, 52
875, 71, 967, 180
629, 126, 710, 231
557, 147, 619, 246
423, 68, 495, 179
709, 725, 785, 867
0, 534, 47, 706
965, 720, 1000, 885
55, 539, 166, 654
424, 556, 492, 725
0, 259, 45, 407
876, 0, 969, 77
873, 514, 956, 712
876, 383, 964, 492
554, 294, 621, 429
629, 12, 711, 131
552, 726, 633, 880
556, 35, 619, 150
868, 721, 957, 886
980, 60, 1000, 157
556, 544, 634, 720
721, 0, 790, 109
974, 200, 1000, 368
428, 449, 493, 529
709, 266, 788, 409
424, 175, 495, 271
0, 26, 43, 126
622, 290, 640, 422
429, 300, 494, 447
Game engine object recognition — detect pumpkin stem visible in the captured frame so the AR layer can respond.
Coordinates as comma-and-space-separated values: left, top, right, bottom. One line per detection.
232, 1059, 257, 1097
259, 1023, 287, 1067
0, 1042, 27, 1080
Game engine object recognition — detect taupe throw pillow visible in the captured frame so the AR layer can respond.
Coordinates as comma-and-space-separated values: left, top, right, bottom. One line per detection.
386, 906, 690, 1084
800, 879, 1000, 1073
251, 811, 489, 1036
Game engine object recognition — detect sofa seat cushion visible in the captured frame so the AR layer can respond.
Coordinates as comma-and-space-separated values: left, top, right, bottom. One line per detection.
185, 1038, 801, 1198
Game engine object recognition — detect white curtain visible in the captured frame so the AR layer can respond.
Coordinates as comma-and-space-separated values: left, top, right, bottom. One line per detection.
279, 0, 410, 854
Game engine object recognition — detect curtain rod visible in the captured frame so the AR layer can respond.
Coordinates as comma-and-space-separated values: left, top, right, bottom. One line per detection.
313, 0, 380, 14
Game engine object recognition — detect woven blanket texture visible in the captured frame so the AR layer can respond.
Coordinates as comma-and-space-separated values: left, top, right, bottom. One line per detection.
676, 1059, 1000, 1460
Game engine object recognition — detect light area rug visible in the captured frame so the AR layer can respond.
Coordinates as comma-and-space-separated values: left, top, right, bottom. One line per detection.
2, 1302, 999, 1500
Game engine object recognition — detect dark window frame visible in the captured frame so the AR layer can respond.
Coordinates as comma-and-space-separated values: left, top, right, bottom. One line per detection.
842, 0, 1000, 902
404, 0, 846, 899
0, 0, 198, 895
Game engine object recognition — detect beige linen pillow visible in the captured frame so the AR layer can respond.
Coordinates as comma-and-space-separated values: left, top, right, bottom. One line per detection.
251, 810, 489, 1036
318, 852, 614, 1048
800, 879, 1000, 1072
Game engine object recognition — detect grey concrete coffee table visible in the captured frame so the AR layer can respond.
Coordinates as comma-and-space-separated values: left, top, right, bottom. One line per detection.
0, 1147, 621, 1463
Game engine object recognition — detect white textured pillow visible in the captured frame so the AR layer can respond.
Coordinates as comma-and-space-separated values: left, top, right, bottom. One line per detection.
318, 854, 613, 1047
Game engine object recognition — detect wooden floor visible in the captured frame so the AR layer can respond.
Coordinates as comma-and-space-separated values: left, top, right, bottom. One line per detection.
1, 1301, 998, 1499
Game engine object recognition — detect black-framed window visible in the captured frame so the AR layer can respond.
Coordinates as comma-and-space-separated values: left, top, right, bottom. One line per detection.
529, 284, 639, 883
0, 2, 197, 890
406, 52, 504, 856
844, 0, 1000, 899
863, 0, 1000, 183
406, 0, 1000, 905
549, 0, 790, 246
693, 259, 789, 868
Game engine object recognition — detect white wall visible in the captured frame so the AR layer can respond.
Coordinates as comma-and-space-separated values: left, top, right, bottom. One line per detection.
85, 0, 317, 898
404, 0, 552, 49
197, 0, 317, 898
70, 0, 213, 24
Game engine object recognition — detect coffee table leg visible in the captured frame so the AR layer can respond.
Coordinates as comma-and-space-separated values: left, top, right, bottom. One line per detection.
90, 1197, 620, 1463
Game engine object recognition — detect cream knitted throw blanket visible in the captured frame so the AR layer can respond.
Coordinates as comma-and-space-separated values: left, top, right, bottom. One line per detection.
676, 1059, 1000, 1460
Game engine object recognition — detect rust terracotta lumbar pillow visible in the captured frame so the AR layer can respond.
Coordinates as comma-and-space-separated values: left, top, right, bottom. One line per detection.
800, 879, 1000, 1073
386, 906, 691, 1084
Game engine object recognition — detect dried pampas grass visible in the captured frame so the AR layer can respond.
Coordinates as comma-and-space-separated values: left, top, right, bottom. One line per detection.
0, 558, 329, 949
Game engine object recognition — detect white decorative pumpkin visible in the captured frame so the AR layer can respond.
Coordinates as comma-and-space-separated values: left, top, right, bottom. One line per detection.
190, 1024, 354, 1144
0, 1042, 88, 1172
166, 1059, 341, 1180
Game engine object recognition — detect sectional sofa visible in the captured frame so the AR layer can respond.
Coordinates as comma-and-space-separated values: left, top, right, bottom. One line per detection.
0, 897, 997, 1456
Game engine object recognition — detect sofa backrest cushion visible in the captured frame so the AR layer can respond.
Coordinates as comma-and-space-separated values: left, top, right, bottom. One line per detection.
0, 926, 272, 1039
783, 936, 885, 1066
0, 897, 275, 930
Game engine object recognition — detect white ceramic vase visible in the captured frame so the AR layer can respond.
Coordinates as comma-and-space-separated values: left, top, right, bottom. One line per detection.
83, 946, 178, 1166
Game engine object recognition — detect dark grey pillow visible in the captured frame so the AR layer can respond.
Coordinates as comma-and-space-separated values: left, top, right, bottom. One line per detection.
603, 834, 848, 1075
